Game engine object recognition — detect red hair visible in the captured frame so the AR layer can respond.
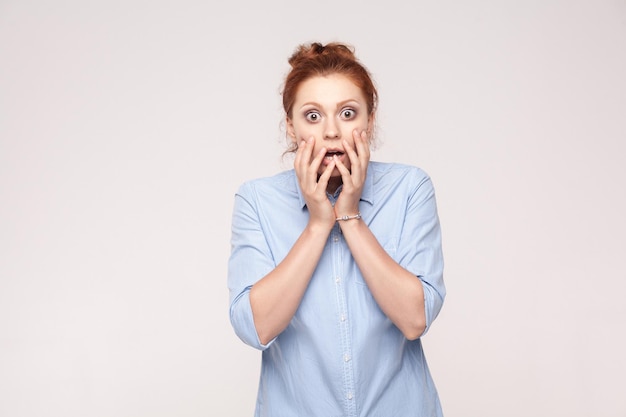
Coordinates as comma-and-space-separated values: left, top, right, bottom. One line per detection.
282, 42, 378, 119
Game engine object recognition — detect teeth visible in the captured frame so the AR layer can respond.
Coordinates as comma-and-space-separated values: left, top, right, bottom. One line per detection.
325, 151, 343, 160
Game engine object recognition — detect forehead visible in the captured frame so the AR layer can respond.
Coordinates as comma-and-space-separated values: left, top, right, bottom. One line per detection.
294, 74, 366, 106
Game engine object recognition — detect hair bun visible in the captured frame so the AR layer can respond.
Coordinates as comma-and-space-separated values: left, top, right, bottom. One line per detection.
288, 42, 357, 68
312, 42, 325, 54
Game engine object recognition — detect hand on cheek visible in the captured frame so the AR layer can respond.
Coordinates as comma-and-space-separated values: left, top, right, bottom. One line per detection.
334, 129, 370, 217
294, 137, 336, 227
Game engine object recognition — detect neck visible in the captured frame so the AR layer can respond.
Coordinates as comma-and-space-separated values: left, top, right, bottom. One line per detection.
326, 177, 342, 194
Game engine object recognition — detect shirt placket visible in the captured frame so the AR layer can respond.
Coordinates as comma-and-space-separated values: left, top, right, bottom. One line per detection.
331, 223, 357, 417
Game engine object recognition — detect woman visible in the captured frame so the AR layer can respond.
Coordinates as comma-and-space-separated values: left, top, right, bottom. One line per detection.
228, 42, 445, 417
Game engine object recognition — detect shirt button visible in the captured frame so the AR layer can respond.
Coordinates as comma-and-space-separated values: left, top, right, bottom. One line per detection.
347, 392, 354, 400
335, 276, 341, 284
341, 314, 346, 322
333, 236, 339, 242
344, 354, 351, 362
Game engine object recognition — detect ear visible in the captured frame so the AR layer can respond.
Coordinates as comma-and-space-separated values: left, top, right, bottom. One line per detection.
286, 117, 296, 142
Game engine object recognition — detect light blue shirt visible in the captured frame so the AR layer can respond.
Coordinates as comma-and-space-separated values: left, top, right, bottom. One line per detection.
228, 161, 445, 417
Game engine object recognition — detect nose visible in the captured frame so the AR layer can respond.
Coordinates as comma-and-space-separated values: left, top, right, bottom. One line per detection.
324, 118, 340, 140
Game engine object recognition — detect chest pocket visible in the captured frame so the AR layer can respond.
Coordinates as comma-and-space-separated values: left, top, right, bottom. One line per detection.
354, 235, 399, 286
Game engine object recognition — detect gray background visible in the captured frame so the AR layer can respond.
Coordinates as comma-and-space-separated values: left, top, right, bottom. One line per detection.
1, 0, 625, 416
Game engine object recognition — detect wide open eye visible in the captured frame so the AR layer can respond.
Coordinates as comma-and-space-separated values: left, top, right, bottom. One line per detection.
340, 108, 356, 120
305, 111, 321, 122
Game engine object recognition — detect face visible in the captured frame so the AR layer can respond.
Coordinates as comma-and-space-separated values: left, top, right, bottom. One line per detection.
286, 73, 374, 179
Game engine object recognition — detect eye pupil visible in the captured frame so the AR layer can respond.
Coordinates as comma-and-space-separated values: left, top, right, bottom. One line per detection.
306, 112, 319, 122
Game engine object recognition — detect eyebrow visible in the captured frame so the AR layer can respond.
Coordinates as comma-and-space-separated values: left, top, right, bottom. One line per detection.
298, 99, 362, 110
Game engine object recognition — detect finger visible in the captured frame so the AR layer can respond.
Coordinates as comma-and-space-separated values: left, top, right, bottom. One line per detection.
350, 130, 370, 180
294, 140, 311, 185
295, 138, 315, 182
308, 146, 327, 183
355, 129, 371, 164
300, 137, 315, 167
343, 137, 361, 180
333, 153, 353, 188
317, 157, 336, 190
352, 129, 370, 162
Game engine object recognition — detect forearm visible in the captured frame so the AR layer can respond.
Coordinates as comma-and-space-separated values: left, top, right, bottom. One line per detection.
339, 219, 426, 340
250, 222, 332, 345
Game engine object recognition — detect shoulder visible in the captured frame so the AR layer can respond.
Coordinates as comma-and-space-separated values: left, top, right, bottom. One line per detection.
368, 161, 433, 188
235, 170, 297, 200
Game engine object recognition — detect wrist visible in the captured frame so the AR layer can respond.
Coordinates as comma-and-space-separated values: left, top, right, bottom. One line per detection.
307, 217, 336, 234
336, 212, 365, 233
335, 212, 362, 222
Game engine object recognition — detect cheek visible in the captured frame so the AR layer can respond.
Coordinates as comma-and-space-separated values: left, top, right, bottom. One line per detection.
292, 124, 318, 140
343, 119, 368, 137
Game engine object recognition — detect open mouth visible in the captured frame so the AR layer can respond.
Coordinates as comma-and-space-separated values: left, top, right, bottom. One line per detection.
324, 151, 344, 161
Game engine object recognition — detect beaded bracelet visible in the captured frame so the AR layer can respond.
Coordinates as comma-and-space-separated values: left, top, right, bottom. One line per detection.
336, 212, 362, 221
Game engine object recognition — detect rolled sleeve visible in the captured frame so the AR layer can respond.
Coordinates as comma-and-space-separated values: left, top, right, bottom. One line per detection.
397, 171, 446, 336
228, 183, 277, 350
229, 287, 275, 350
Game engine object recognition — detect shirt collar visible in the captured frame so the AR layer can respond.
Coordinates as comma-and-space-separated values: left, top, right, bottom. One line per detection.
294, 164, 375, 209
